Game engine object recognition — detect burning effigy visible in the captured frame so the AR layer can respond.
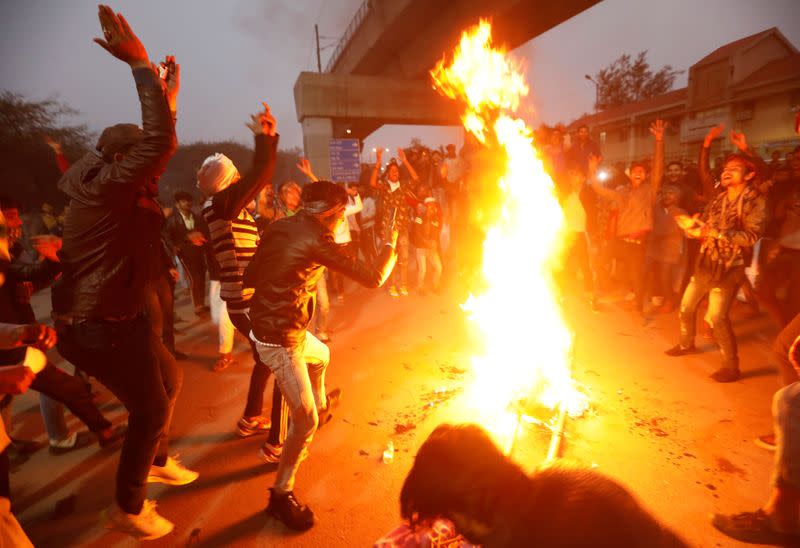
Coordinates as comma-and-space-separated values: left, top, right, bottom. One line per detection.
430, 20, 589, 456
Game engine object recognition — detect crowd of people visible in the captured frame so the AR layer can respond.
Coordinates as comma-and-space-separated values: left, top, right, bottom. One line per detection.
1, 4, 799, 546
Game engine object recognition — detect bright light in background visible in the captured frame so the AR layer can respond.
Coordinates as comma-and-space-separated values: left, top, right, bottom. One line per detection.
431, 19, 588, 452
597, 169, 609, 182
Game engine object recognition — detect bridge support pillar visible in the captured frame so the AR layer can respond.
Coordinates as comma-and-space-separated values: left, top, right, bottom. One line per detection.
301, 117, 334, 181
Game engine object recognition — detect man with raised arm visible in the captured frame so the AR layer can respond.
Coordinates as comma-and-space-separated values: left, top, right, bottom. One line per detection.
370, 147, 419, 297
588, 120, 666, 312
664, 125, 766, 382
198, 103, 289, 459
51, 5, 195, 540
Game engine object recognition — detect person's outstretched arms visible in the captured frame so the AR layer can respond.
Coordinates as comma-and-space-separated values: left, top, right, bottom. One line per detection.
212, 102, 278, 220
314, 226, 398, 288
93, 5, 178, 187
586, 154, 620, 201
398, 148, 419, 181
729, 130, 769, 182
649, 119, 666, 198
44, 136, 70, 174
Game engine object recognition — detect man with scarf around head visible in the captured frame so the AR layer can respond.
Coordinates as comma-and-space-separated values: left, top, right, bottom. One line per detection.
245, 181, 398, 531
665, 125, 767, 383
197, 102, 289, 456
50, 6, 196, 540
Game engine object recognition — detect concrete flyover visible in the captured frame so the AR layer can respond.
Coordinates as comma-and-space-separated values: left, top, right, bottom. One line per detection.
295, 0, 601, 179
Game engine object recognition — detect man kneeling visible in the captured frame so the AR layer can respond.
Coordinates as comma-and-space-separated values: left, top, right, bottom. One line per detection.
245, 181, 397, 530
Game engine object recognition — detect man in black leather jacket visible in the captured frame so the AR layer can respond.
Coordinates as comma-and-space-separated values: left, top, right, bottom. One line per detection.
50, 6, 194, 540
246, 181, 397, 531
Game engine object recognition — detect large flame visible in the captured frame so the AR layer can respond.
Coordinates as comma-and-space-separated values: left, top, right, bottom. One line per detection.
431, 20, 587, 450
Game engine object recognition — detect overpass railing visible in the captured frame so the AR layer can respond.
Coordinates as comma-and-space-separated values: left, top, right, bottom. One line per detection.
325, 0, 372, 73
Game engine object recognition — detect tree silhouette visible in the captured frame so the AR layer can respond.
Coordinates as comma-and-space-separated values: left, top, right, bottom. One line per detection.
591, 51, 681, 111
0, 90, 302, 212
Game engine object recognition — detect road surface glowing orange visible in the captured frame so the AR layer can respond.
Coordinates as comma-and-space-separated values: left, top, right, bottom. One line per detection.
431, 20, 588, 451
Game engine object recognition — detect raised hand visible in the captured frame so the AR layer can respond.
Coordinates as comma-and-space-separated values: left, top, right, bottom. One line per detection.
43, 135, 62, 154
649, 119, 667, 141
93, 5, 149, 69
729, 130, 747, 152
375, 148, 383, 166
153, 55, 180, 110
397, 147, 407, 163
245, 102, 277, 137
703, 124, 725, 147
295, 158, 317, 182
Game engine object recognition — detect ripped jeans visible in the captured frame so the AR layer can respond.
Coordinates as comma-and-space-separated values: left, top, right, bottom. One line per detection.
252, 331, 330, 492
678, 265, 745, 371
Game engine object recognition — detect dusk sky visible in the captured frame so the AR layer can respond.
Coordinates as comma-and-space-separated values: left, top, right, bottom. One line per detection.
1, 0, 798, 159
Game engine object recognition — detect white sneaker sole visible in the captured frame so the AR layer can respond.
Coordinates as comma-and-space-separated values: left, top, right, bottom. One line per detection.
146, 472, 199, 486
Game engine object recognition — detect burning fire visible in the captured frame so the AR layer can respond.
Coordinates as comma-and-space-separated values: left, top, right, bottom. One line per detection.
431, 20, 587, 451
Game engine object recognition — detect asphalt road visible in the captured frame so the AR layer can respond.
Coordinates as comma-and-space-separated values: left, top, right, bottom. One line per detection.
12, 281, 782, 547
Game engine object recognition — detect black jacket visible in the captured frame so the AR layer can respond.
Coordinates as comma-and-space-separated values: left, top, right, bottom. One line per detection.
163, 209, 208, 257
246, 211, 396, 346
52, 68, 177, 319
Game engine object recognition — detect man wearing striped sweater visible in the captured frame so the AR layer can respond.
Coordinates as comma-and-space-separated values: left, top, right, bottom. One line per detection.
198, 103, 286, 458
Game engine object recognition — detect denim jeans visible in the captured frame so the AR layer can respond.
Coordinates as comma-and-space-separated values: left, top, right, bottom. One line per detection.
772, 382, 800, 489
252, 331, 330, 492
56, 315, 182, 514
32, 362, 111, 440
40, 394, 69, 441
678, 265, 745, 370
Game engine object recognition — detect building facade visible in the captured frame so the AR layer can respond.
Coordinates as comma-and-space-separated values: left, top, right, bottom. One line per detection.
569, 28, 800, 166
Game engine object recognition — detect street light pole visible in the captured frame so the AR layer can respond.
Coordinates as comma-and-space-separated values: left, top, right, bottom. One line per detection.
584, 74, 598, 112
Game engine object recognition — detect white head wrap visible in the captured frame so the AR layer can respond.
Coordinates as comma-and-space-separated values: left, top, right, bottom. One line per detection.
197, 153, 240, 197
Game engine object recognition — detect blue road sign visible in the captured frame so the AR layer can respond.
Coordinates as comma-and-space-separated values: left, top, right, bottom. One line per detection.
329, 138, 361, 182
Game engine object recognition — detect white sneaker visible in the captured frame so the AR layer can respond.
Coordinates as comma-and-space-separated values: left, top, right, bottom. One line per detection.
104, 500, 174, 540
147, 455, 199, 486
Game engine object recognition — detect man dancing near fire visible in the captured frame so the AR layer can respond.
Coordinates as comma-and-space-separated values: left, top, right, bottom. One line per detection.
245, 181, 398, 531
